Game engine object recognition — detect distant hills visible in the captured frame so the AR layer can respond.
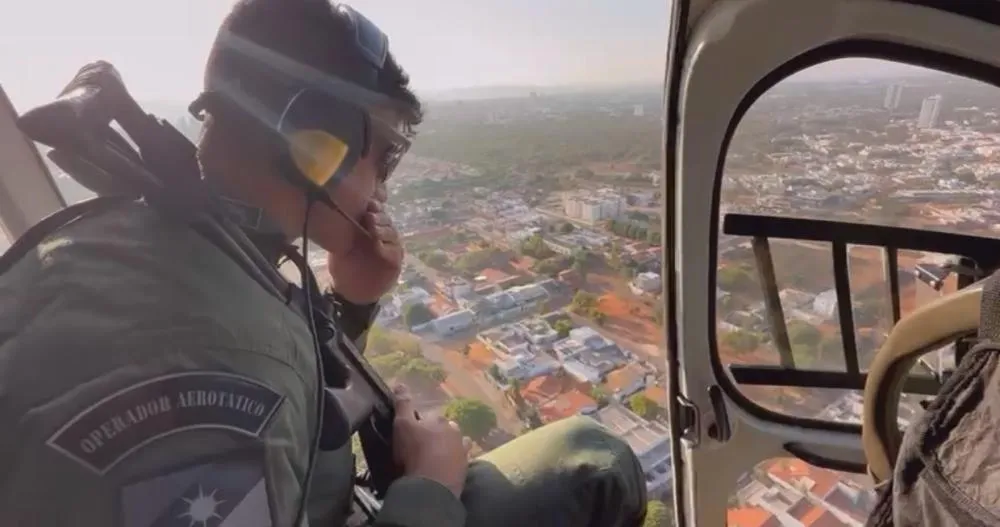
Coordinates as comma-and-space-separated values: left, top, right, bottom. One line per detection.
419, 82, 662, 101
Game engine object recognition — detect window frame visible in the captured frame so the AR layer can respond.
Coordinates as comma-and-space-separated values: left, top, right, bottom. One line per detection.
0, 87, 66, 239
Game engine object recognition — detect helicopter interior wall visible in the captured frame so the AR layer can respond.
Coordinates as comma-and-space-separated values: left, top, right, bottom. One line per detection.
670, 0, 1000, 524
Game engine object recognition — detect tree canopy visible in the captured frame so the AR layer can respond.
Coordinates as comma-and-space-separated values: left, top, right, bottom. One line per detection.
628, 393, 661, 420
403, 303, 436, 328
643, 500, 673, 527
444, 398, 498, 441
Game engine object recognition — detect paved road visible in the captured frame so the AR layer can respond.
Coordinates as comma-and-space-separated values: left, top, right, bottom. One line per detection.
419, 338, 523, 433
404, 253, 445, 285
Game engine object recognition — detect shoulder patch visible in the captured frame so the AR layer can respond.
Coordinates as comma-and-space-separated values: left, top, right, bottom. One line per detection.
119, 449, 272, 527
48, 372, 285, 475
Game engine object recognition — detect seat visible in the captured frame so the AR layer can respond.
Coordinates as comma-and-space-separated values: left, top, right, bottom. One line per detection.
862, 283, 983, 483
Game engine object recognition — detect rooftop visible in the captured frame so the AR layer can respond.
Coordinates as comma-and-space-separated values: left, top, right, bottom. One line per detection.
727, 506, 776, 527
605, 363, 648, 395
521, 374, 573, 406
590, 404, 670, 462
539, 390, 598, 422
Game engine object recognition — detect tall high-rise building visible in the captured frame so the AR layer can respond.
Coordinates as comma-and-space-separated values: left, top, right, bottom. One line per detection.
883, 84, 904, 110
918, 95, 942, 128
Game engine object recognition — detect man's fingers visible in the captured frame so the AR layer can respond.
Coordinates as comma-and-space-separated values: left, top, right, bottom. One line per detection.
374, 225, 400, 245
393, 384, 414, 418
374, 183, 388, 203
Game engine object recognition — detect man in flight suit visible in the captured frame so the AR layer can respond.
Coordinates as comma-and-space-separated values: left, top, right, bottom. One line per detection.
0, 0, 648, 525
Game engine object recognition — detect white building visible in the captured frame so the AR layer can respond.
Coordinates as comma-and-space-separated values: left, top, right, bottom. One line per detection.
883, 84, 903, 110
563, 195, 626, 223
444, 277, 472, 300
393, 287, 432, 311
918, 94, 942, 129
590, 404, 672, 498
495, 352, 560, 382
430, 309, 476, 336
812, 289, 838, 319
629, 272, 662, 295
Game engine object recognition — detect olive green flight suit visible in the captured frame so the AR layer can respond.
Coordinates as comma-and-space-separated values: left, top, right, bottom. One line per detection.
0, 201, 648, 526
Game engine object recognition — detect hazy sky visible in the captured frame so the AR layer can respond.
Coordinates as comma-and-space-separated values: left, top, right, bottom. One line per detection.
0, 0, 671, 111
0, 0, 933, 112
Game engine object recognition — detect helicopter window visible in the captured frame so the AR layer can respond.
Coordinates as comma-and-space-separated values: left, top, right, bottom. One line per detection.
719, 57, 1000, 423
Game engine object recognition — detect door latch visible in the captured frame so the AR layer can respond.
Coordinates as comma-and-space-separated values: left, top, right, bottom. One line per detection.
675, 394, 700, 447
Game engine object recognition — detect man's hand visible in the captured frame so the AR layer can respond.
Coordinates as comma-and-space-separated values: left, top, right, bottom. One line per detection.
328, 184, 404, 305
391, 385, 469, 498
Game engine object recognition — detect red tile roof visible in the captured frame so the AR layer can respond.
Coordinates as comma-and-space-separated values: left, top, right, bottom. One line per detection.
726, 506, 773, 527
764, 458, 842, 498
538, 390, 597, 422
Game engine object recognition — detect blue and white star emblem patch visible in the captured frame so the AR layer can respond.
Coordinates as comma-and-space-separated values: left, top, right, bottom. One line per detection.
119, 451, 272, 527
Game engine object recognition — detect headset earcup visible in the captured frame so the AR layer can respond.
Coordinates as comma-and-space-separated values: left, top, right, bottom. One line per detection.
278, 89, 367, 191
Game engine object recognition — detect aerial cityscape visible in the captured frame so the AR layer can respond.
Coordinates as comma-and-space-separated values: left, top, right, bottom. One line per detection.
32, 59, 1000, 526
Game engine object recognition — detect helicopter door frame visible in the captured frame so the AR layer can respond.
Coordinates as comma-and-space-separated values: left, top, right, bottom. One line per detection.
664, 0, 1000, 525
0, 86, 65, 239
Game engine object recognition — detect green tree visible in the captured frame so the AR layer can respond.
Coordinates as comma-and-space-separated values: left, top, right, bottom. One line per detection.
520, 234, 554, 259
554, 319, 573, 339
787, 321, 822, 347
559, 222, 575, 234
644, 500, 672, 527
571, 291, 599, 312
720, 330, 760, 353
817, 335, 842, 365
628, 393, 660, 420
366, 325, 421, 356
717, 265, 757, 294
590, 386, 610, 407
398, 358, 447, 384
532, 256, 570, 277
424, 252, 449, 268
369, 351, 412, 378
403, 303, 436, 328
444, 398, 498, 441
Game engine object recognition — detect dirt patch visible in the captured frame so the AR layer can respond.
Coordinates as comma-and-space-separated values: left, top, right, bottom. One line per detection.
597, 292, 661, 346
466, 340, 495, 370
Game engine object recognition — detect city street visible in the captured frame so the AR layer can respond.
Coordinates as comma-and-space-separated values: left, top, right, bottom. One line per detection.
419, 337, 523, 433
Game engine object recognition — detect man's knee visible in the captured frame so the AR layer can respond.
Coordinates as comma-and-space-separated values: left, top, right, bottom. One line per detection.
544, 416, 649, 509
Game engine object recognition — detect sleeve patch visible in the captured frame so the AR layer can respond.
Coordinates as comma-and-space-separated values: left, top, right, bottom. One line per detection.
120, 449, 272, 527
47, 372, 285, 475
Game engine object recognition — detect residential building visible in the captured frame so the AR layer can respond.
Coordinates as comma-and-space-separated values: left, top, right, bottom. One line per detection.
538, 390, 598, 422
630, 272, 662, 295
554, 327, 629, 383
430, 309, 476, 336
812, 289, 838, 319
883, 84, 903, 110
495, 353, 561, 382
605, 363, 651, 401
393, 287, 432, 311
918, 94, 942, 129
591, 404, 672, 499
